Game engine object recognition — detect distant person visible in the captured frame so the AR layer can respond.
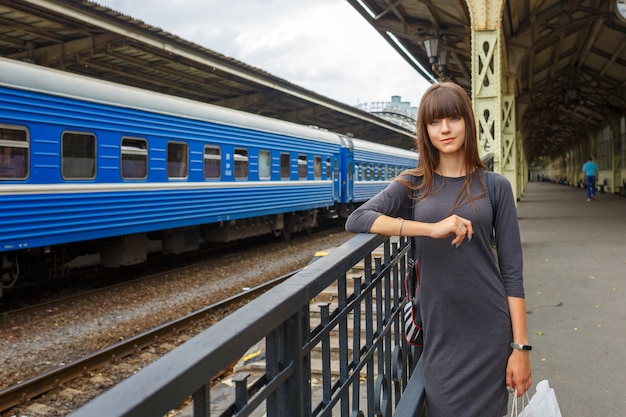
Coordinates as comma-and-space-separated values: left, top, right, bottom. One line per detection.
345, 82, 531, 417
581, 156, 599, 201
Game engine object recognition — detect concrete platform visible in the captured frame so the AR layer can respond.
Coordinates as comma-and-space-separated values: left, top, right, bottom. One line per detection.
518, 182, 626, 416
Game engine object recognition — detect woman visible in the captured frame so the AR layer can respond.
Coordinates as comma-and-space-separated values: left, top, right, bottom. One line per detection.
345, 82, 531, 417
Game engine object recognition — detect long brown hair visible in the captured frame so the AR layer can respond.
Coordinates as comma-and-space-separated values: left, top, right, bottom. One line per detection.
401, 82, 487, 207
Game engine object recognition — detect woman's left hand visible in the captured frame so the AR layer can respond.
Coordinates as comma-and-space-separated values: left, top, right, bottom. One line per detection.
429, 214, 473, 247
506, 350, 532, 396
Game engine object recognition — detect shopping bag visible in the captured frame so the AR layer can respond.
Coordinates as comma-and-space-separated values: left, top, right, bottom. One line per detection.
518, 380, 562, 417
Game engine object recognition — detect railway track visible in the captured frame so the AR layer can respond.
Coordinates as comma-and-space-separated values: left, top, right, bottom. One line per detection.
0, 269, 299, 414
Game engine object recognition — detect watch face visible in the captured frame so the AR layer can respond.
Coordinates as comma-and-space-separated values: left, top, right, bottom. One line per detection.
618, 0, 626, 21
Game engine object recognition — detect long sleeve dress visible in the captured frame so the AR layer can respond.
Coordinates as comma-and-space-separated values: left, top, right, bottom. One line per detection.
345, 170, 524, 417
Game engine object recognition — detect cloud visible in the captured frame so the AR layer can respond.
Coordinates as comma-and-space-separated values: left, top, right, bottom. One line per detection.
95, 0, 431, 107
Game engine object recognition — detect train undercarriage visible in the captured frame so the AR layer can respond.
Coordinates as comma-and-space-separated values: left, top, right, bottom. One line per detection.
1, 206, 349, 297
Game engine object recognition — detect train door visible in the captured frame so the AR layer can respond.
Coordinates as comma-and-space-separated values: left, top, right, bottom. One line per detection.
332, 156, 340, 199
337, 136, 354, 203
346, 161, 353, 200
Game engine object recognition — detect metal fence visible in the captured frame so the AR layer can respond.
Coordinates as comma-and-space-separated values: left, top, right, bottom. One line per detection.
68, 233, 425, 417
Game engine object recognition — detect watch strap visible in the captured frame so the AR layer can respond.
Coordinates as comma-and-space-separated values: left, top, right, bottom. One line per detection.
510, 343, 532, 351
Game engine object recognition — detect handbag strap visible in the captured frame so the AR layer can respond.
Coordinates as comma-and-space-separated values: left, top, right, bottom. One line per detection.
407, 176, 421, 297
486, 170, 497, 247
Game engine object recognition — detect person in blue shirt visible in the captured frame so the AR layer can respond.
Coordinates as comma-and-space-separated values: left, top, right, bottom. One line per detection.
581, 156, 599, 201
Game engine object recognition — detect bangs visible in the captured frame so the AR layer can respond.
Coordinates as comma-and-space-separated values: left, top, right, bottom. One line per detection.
420, 86, 464, 123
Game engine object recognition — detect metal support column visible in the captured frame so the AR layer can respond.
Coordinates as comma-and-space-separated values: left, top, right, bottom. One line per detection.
468, 0, 522, 199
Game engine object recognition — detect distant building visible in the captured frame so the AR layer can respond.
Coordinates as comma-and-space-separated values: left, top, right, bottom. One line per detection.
355, 96, 418, 133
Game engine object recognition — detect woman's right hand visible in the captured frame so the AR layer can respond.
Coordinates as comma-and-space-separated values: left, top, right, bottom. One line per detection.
430, 215, 473, 247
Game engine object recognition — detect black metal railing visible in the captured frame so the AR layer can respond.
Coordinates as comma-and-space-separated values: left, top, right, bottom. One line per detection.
68, 233, 425, 417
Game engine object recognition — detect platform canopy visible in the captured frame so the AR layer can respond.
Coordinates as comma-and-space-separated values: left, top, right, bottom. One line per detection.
0, 0, 417, 149
347, 0, 626, 162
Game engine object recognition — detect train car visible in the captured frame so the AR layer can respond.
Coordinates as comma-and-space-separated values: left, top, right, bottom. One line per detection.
0, 57, 417, 289
345, 137, 418, 203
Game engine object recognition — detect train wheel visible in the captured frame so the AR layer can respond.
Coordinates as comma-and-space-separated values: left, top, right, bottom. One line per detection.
1, 255, 20, 288
281, 229, 292, 241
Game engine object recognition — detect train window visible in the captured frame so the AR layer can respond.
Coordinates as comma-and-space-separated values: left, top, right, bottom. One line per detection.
313, 156, 322, 179
280, 153, 290, 179
354, 162, 360, 181
62, 132, 96, 179
234, 148, 248, 179
298, 154, 307, 179
167, 142, 188, 179
121, 137, 148, 179
326, 157, 331, 179
0, 125, 29, 180
204, 146, 221, 179
362, 163, 367, 181
259, 150, 271, 180
333, 158, 338, 181
377, 164, 382, 180
348, 162, 353, 181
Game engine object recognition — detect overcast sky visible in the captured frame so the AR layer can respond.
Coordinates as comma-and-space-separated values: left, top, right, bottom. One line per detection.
95, 0, 433, 109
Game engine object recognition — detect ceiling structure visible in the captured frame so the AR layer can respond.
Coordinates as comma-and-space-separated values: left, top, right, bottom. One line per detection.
0, 0, 418, 150
347, 0, 626, 163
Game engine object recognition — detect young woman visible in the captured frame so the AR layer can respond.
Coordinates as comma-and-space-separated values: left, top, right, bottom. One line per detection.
345, 82, 531, 417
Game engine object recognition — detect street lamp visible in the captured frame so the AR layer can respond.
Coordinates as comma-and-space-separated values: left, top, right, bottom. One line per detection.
423, 38, 439, 64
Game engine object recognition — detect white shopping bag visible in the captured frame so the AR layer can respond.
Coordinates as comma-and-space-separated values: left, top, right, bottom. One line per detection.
518, 380, 562, 417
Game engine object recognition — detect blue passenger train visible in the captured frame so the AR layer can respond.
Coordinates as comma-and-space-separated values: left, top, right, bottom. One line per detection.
0, 57, 418, 286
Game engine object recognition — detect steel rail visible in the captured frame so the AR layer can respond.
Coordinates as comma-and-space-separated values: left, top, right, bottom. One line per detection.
0, 269, 299, 413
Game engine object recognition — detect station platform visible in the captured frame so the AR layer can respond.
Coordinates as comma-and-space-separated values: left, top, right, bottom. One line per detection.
518, 181, 625, 416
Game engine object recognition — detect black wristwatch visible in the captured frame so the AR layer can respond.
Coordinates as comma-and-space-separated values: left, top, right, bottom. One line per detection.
510, 343, 532, 351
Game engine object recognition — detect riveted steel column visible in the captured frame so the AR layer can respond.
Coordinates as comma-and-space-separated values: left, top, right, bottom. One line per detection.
608, 116, 623, 193
471, 28, 502, 166
468, 0, 523, 198
501, 94, 522, 199
516, 130, 527, 196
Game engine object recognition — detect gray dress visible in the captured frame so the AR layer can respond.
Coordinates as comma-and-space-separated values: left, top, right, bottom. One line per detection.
345, 170, 524, 417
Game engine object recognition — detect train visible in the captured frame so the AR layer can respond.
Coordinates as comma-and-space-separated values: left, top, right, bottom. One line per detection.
0, 57, 418, 290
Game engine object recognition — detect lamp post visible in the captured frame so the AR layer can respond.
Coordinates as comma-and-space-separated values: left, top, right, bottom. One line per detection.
437, 48, 448, 78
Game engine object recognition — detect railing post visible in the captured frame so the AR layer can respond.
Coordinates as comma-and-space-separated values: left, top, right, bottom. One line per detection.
192, 384, 210, 417
233, 372, 250, 410
319, 302, 332, 408
351, 277, 363, 415
266, 308, 308, 417
337, 273, 350, 417
364, 253, 375, 416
